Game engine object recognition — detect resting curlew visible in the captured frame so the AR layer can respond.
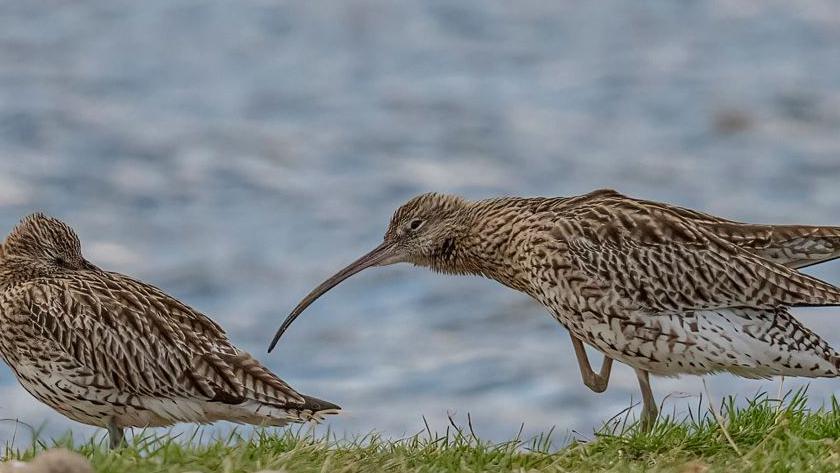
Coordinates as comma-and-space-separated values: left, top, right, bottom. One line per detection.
0, 214, 339, 448
269, 189, 840, 429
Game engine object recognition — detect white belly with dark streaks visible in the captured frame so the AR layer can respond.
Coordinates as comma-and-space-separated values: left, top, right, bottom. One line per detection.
8, 358, 304, 429
12, 360, 117, 426
9, 359, 210, 428
563, 307, 840, 378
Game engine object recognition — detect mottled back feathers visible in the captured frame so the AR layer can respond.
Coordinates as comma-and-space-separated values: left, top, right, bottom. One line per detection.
0, 213, 338, 429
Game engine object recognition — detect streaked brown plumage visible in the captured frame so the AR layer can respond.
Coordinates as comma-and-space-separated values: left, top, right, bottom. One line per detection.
0, 214, 339, 448
270, 189, 840, 429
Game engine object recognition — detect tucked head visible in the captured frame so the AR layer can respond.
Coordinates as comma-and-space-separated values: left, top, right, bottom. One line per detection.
1, 213, 96, 272
268, 192, 470, 351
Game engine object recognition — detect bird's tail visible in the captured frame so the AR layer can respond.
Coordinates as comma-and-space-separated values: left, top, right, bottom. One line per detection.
293, 394, 342, 422
207, 394, 340, 427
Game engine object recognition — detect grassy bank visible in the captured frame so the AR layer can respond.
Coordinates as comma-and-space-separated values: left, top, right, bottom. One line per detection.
4, 392, 840, 472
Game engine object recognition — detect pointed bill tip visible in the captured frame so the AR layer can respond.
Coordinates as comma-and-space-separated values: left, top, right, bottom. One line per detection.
267, 330, 283, 353
266, 241, 398, 353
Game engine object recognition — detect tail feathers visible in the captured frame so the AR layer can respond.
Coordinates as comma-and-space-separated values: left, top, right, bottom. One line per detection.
298, 394, 341, 420
300, 394, 340, 412
192, 350, 341, 425
219, 351, 308, 406
206, 396, 341, 426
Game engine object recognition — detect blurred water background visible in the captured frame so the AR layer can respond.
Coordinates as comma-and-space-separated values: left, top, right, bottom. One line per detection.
1, 0, 840, 448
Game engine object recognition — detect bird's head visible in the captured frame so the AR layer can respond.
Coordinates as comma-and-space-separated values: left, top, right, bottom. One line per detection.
382, 192, 469, 267
0, 213, 97, 273
268, 192, 470, 351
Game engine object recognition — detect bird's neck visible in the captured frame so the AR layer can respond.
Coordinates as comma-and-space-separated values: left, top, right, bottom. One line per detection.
427, 198, 540, 293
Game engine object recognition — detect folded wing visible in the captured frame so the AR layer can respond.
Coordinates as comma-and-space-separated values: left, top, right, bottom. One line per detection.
8, 272, 311, 411
551, 192, 840, 313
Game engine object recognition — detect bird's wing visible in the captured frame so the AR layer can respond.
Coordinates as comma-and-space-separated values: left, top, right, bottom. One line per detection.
621, 194, 840, 269
702, 222, 840, 270
545, 196, 840, 313
1, 272, 305, 407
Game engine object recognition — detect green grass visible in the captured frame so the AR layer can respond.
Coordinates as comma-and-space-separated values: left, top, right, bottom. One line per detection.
4, 391, 840, 472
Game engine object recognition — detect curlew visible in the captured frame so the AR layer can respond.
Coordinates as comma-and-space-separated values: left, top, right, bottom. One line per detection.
269, 189, 840, 429
0, 214, 339, 448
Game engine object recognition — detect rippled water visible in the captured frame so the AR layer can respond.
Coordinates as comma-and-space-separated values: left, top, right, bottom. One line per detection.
1, 0, 840, 448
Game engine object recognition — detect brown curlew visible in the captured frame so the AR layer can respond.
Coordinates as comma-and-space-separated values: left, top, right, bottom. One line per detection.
0, 214, 339, 448
269, 189, 840, 429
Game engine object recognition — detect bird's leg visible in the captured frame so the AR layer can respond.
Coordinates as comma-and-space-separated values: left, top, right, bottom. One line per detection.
635, 368, 658, 431
570, 334, 613, 393
106, 419, 125, 449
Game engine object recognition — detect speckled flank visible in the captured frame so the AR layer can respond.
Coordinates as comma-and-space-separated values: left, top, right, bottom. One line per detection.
0, 214, 338, 446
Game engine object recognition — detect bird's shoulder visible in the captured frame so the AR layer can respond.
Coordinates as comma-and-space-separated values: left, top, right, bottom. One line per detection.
529, 190, 718, 249
98, 270, 229, 340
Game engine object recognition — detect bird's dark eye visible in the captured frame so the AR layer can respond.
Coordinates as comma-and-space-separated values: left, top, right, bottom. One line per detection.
53, 256, 66, 266
408, 218, 425, 231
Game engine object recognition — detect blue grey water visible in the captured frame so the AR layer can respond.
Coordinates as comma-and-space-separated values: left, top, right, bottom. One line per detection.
1, 0, 840, 448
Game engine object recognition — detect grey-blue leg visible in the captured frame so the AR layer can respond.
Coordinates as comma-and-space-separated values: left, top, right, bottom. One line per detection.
635, 368, 658, 431
107, 420, 125, 449
571, 334, 613, 393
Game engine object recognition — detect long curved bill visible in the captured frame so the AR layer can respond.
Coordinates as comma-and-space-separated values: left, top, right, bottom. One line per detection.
268, 241, 399, 352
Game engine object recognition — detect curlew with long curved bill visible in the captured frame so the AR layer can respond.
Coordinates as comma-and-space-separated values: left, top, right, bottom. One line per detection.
270, 189, 840, 429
